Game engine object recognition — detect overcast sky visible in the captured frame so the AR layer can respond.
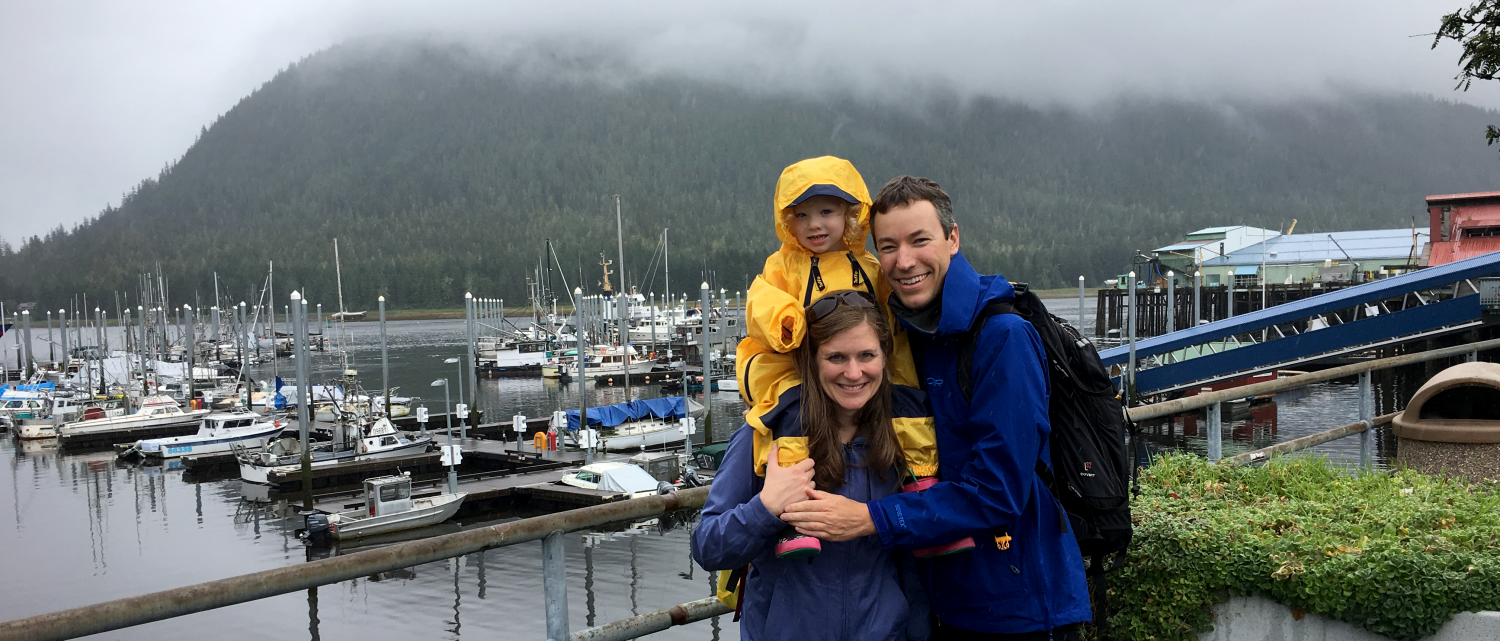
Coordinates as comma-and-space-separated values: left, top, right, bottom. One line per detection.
1, 1, 1495, 244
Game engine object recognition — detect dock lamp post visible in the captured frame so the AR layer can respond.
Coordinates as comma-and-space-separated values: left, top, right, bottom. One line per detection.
431, 378, 458, 494
445, 357, 466, 438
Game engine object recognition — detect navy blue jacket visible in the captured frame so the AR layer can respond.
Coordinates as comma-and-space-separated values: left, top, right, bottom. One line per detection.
867, 251, 1091, 633
693, 387, 926, 641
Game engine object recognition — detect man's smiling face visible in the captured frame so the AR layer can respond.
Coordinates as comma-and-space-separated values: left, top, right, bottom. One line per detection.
872, 199, 959, 310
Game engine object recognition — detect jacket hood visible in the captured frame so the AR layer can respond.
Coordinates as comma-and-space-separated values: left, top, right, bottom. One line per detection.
773, 156, 872, 256
933, 251, 1017, 335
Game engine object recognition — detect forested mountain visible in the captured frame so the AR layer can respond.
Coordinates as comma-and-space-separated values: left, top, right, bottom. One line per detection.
4, 41, 1499, 311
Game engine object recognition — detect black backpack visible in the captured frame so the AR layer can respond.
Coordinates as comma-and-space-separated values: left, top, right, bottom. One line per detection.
945, 285, 1135, 633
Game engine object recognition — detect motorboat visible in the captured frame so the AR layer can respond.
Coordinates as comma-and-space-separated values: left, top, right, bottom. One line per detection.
628, 318, 675, 344
541, 350, 577, 379
477, 338, 550, 375
557, 396, 703, 452
122, 412, 285, 459
559, 462, 667, 498
0, 384, 54, 431
236, 415, 433, 485
301, 474, 464, 542
15, 393, 128, 440
56, 395, 210, 446
564, 345, 655, 380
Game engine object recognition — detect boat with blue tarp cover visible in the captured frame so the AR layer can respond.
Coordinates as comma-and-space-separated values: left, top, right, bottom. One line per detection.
555, 396, 703, 452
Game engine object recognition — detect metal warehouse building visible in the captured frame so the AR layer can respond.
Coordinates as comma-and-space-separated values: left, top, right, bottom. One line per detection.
1198, 228, 1427, 287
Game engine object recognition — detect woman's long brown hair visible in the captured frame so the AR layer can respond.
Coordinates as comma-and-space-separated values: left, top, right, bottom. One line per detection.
792, 302, 903, 491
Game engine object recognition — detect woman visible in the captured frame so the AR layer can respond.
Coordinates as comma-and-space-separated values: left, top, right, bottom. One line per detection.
692, 290, 924, 641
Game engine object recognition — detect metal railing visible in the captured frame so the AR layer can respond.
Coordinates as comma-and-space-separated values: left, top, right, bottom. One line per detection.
1126, 336, 1499, 467
0, 486, 714, 641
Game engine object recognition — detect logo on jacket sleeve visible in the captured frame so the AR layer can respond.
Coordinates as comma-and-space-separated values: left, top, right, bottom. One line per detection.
926, 378, 944, 388
1081, 460, 1096, 477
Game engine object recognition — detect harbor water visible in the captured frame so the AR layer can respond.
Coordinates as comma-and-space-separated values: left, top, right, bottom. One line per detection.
0, 308, 1413, 639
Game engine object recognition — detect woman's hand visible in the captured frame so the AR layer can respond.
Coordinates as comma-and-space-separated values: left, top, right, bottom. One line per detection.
759, 441, 814, 517
780, 489, 876, 541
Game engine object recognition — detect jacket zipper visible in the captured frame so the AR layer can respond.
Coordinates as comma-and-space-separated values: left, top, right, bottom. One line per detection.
804, 257, 825, 306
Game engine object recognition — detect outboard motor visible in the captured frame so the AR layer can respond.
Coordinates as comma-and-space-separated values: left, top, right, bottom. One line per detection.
300, 513, 332, 546
680, 467, 705, 488
656, 481, 676, 496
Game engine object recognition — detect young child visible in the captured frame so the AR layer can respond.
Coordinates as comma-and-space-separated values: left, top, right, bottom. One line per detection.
736, 156, 967, 558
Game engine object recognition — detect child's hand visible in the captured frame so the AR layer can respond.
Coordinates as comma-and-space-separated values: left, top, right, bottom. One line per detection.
760, 441, 814, 517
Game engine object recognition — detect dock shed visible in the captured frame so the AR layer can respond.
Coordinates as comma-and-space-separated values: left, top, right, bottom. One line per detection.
1154, 226, 1280, 275
1427, 191, 1500, 266
1198, 229, 1426, 287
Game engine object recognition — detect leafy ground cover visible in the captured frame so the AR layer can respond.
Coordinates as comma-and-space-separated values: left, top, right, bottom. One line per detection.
1105, 454, 1500, 640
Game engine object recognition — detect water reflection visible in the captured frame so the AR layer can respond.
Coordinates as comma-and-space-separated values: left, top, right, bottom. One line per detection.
2, 314, 1441, 640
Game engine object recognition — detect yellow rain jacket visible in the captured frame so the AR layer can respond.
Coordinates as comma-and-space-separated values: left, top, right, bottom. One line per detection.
736, 156, 936, 477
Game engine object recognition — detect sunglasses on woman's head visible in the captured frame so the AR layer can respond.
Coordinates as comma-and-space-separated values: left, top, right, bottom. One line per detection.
807, 290, 877, 323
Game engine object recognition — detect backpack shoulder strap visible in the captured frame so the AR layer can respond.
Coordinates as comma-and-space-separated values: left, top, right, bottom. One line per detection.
956, 300, 1017, 404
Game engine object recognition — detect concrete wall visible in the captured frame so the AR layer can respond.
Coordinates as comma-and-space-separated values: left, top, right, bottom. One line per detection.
1200, 596, 1500, 641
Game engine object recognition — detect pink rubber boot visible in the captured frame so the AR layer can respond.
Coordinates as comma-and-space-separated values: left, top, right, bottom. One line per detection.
775, 526, 821, 559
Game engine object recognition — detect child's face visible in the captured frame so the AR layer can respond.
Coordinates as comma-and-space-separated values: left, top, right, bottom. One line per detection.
789, 195, 851, 254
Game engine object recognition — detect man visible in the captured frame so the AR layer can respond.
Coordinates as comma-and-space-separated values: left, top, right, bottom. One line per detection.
781, 176, 1092, 639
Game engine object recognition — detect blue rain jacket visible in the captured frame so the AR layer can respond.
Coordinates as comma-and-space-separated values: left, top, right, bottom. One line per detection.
693, 387, 919, 641
867, 252, 1091, 634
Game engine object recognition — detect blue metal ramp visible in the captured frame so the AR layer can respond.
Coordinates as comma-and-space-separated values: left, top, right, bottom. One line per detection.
1098, 251, 1500, 395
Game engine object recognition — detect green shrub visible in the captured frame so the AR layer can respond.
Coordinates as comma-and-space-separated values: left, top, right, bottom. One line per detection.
1106, 454, 1500, 641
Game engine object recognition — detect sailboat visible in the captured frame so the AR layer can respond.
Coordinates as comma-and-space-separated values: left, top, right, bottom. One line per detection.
557, 396, 703, 451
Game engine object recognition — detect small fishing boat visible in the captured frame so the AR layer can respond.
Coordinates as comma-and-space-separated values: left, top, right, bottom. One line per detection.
628, 317, 675, 344
477, 337, 551, 376
0, 384, 54, 432
15, 393, 128, 440
559, 462, 667, 498
236, 415, 433, 485
558, 396, 702, 452
56, 395, 210, 446
564, 345, 655, 380
541, 349, 577, 379
123, 412, 285, 459
302, 474, 465, 542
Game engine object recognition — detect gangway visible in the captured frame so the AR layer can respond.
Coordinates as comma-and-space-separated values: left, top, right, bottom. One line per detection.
1098, 250, 1500, 396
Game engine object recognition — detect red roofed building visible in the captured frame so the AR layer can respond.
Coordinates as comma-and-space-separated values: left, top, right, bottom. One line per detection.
1426, 191, 1500, 266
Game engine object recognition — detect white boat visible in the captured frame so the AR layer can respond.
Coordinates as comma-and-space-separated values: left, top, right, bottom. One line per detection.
565, 345, 655, 380
541, 350, 577, 379
236, 416, 433, 485
628, 318, 675, 343
126, 412, 285, 459
310, 474, 465, 541
477, 339, 550, 375
56, 395, 210, 445
558, 396, 703, 452
0, 387, 52, 431
13, 392, 128, 440
559, 462, 665, 498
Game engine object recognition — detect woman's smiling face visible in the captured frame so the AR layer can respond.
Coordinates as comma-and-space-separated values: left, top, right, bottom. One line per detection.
815, 321, 885, 421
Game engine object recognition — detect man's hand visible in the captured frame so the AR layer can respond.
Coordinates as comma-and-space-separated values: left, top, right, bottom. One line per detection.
780, 489, 876, 541
759, 441, 814, 517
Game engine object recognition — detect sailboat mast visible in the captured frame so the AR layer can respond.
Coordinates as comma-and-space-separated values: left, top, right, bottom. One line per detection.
614, 195, 631, 400
334, 238, 349, 369
663, 228, 671, 362
269, 260, 277, 382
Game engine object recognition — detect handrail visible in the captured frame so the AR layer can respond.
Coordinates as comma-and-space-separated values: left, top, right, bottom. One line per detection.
1225, 412, 1397, 466
571, 597, 732, 641
0, 486, 712, 641
1126, 337, 1500, 422
1099, 250, 1500, 366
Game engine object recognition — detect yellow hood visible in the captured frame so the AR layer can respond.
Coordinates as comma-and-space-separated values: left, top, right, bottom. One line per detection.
773, 156, 872, 255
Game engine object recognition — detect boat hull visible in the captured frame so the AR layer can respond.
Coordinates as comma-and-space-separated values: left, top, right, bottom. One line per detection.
58, 411, 211, 446
139, 425, 284, 459
330, 493, 466, 540
238, 438, 432, 485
